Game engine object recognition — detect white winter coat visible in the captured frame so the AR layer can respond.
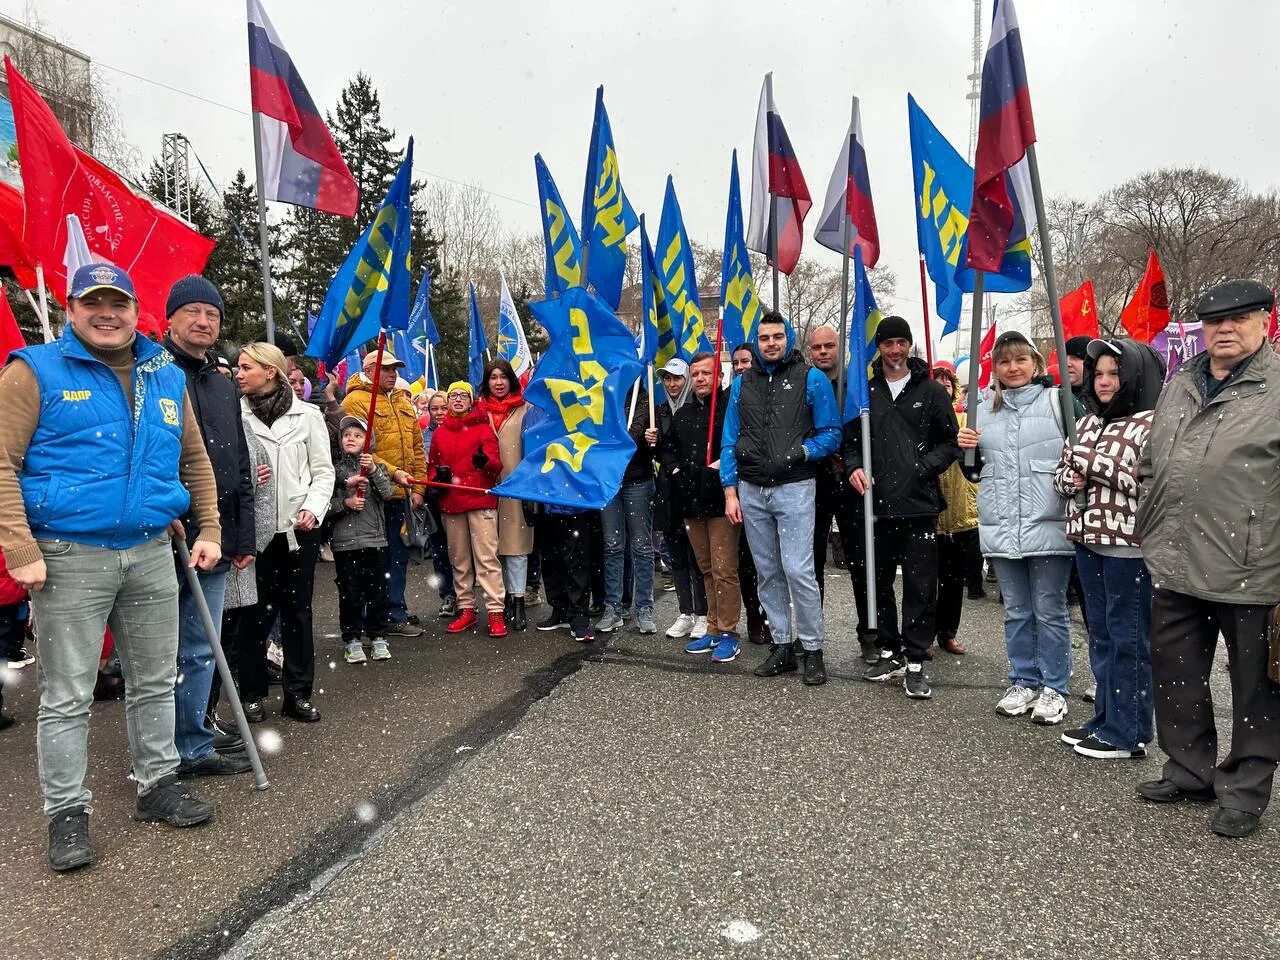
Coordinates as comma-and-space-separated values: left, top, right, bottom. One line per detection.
240, 394, 335, 537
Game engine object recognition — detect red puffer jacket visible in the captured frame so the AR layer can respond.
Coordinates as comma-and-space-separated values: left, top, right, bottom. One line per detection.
426, 407, 502, 514
0, 549, 29, 607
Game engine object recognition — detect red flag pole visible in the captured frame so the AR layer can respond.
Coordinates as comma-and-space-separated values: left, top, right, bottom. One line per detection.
705, 310, 725, 467
357, 330, 388, 499
918, 255, 934, 370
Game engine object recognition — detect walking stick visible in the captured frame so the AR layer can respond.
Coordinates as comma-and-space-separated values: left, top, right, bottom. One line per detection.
175, 540, 270, 791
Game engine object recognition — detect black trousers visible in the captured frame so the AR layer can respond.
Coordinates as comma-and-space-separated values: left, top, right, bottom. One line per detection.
873, 516, 939, 663
814, 483, 872, 638
666, 518, 707, 617
738, 533, 767, 637
536, 512, 592, 629
333, 546, 391, 642
238, 531, 320, 703
1150, 589, 1280, 815
936, 528, 980, 640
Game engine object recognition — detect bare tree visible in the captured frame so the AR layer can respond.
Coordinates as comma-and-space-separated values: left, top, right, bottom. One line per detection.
420, 179, 502, 287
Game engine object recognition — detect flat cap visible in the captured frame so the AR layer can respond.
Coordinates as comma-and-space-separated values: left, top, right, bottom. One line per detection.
1193, 279, 1274, 322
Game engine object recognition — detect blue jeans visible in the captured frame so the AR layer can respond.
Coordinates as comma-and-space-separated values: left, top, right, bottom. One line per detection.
174, 564, 227, 764
739, 479, 824, 650
1075, 547, 1153, 749
501, 554, 528, 596
383, 498, 410, 621
991, 555, 1073, 695
32, 535, 180, 815
602, 479, 655, 613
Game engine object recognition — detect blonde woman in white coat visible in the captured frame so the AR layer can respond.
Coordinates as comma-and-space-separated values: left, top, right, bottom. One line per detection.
235, 342, 334, 724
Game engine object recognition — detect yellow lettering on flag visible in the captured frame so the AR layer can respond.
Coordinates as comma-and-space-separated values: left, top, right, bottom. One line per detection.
545, 198, 582, 287
542, 431, 597, 473
592, 146, 628, 249
338, 205, 399, 329
660, 231, 704, 350
919, 160, 969, 269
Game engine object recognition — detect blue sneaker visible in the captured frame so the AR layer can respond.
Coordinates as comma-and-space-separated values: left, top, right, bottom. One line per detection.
684, 634, 716, 655
711, 633, 740, 663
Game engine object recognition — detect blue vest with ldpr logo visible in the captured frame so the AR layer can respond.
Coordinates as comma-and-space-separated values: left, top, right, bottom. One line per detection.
13, 328, 190, 549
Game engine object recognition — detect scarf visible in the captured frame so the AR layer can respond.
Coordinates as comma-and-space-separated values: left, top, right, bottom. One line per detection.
483, 392, 525, 432
246, 381, 294, 427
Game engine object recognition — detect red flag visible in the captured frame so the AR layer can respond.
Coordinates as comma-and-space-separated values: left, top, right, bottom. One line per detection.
5, 57, 215, 337
0, 287, 26, 365
1045, 348, 1062, 385
1060, 279, 1099, 341
1120, 249, 1171, 343
0, 182, 37, 289
978, 323, 997, 389
1268, 288, 1277, 345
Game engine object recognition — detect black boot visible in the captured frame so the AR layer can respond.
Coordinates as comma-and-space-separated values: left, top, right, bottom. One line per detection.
512, 597, 527, 631
504, 594, 515, 623
803, 649, 827, 686
754, 643, 798, 677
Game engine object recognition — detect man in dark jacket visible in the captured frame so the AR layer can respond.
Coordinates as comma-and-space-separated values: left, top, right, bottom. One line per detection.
844, 316, 958, 699
162, 275, 255, 776
808, 325, 877, 665
721, 313, 841, 685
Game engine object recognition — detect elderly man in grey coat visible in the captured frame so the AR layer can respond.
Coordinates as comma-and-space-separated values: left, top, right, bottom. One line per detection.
1135, 278, 1280, 839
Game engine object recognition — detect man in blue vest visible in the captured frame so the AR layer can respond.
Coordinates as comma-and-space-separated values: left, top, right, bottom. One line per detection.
720, 312, 842, 685
0, 263, 223, 872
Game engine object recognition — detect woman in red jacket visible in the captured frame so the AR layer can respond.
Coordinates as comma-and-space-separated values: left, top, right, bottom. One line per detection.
426, 381, 506, 636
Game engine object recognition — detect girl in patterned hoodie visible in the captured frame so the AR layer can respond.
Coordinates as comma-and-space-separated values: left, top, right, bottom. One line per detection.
1053, 338, 1165, 760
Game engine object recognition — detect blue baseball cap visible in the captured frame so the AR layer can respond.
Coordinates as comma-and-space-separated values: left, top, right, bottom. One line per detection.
68, 262, 137, 301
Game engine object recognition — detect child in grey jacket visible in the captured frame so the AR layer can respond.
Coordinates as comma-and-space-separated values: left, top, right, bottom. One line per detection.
331, 416, 395, 663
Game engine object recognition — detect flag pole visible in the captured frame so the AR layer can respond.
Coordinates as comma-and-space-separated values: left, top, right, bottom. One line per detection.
919, 255, 934, 370
33, 264, 52, 342
1025, 143, 1077, 446
646, 363, 656, 430
860, 405, 877, 635
705, 309, 725, 467
962, 272, 986, 469
360, 330, 388, 480
249, 103, 277, 345
769, 194, 781, 313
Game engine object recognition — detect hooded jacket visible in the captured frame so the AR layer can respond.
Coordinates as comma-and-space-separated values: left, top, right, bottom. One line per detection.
663, 386, 730, 519
842, 356, 959, 519
426, 406, 502, 514
1053, 340, 1164, 549
1136, 344, 1280, 603
342, 373, 426, 499
654, 375, 693, 530
719, 320, 841, 488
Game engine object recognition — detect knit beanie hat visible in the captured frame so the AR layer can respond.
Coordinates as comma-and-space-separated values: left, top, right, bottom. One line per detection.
1065, 335, 1091, 359
874, 315, 913, 346
166, 275, 224, 319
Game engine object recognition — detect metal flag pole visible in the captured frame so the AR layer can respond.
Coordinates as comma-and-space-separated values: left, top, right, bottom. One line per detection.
174, 539, 269, 791
249, 101, 277, 345
769, 194, 781, 312
1025, 142, 1077, 446
963, 272, 986, 469
33, 264, 52, 342
836, 99, 853, 415
860, 405, 877, 635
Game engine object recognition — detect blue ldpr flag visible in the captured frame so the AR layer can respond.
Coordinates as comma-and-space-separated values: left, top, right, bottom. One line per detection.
657, 176, 709, 357
720, 150, 763, 352
535, 153, 582, 298
844, 246, 881, 424
490, 287, 643, 510
390, 327, 424, 386
637, 214, 673, 367
305, 138, 415, 366
908, 95, 1031, 337
409, 266, 439, 345
468, 282, 487, 388
580, 86, 637, 310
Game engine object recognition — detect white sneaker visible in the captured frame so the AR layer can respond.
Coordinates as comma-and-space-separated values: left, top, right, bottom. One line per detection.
995, 684, 1040, 717
666, 613, 696, 638
344, 642, 367, 665
369, 639, 391, 661
1031, 688, 1068, 726
690, 615, 708, 638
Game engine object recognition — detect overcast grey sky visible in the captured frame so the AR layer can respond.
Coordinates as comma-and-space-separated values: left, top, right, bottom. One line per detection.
12, 0, 1280, 347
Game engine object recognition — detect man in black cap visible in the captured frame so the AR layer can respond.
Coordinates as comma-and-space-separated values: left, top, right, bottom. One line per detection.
1136, 278, 1280, 838
843, 315, 958, 700
1064, 335, 1092, 408
163, 275, 256, 777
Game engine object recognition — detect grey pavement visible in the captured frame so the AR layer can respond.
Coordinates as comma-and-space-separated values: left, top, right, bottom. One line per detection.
3, 560, 1277, 960
226, 575, 1280, 960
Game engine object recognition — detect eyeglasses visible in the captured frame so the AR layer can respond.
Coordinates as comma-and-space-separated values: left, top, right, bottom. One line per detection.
448, 391, 471, 399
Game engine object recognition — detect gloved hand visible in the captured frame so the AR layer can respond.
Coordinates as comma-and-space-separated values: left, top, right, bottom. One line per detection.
435, 464, 453, 484
472, 449, 489, 468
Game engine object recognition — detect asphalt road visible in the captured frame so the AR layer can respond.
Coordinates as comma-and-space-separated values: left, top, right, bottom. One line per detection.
3, 560, 1276, 960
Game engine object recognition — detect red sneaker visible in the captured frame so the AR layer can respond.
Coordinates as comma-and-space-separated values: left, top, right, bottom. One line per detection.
446, 609, 477, 633
488, 612, 508, 638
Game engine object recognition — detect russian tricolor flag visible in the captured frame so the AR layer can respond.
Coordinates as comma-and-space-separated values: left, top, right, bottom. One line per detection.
814, 96, 879, 268
966, 0, 1037, 273
747, 73, 810, 276
247, 0, 357, 218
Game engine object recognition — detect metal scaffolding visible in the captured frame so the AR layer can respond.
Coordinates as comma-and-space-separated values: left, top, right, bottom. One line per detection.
160, 132, 193, 220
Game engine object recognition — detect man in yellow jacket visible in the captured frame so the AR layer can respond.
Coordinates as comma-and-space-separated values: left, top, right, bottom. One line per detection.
342, 351, 426, 636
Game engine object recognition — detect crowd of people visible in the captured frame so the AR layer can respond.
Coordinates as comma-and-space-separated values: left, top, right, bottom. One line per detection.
1, 262, 1277, 875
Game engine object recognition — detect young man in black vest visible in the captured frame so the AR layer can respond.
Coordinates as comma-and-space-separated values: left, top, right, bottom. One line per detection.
720, 313, 841, 685
844, 316, 959, 700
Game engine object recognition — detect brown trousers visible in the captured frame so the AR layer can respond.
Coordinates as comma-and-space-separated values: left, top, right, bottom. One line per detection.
685, 517, 742, 636
443, 510, 505, 614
